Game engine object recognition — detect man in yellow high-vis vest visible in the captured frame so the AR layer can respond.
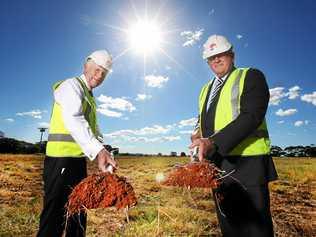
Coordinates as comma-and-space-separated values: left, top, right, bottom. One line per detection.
37, 50, 116, 237
190, 35, 278, 237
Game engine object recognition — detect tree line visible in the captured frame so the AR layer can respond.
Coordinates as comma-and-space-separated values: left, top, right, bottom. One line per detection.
0, 138, 44, 154
270, 145, 316, 157
0, 137, 315, 157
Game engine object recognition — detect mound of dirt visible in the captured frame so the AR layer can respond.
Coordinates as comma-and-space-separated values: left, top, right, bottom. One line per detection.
66, 173, 137, 216
162, 162, 221, 189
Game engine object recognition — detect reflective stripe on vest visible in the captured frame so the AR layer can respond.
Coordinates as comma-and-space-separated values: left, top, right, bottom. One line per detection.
231, 69, 243, 120
46, 77, 98, 157
199, 68, 270, 156
48, 134, 75, 142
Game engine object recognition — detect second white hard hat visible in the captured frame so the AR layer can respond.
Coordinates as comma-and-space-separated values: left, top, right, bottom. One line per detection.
202, 35, 232, 60
86, 50, 112, 71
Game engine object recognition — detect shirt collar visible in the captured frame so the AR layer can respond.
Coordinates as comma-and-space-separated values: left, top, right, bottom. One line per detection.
215, 73, 229, 81
80, 74, 92, 91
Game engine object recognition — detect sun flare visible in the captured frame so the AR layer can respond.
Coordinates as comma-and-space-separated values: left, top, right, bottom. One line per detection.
127, 19, 163, 55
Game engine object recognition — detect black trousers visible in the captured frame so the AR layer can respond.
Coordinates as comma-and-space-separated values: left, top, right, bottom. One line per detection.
37, 156, 87, 237
213, 181, 274, 237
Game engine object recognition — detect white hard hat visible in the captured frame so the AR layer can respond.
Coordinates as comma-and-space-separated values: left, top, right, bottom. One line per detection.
202, 35, 232, 60
86, 50, 112, 71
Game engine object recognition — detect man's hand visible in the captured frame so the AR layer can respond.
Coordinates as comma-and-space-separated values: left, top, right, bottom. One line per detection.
191, 129, 201, 143
189, 137, 215, 162
97, 148, 117, 172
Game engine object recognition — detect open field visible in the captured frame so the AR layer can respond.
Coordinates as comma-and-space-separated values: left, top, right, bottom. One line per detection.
0, 154, 315, 236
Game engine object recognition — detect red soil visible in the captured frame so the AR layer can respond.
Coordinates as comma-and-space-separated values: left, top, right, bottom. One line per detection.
163, 162, 221, 189
66, 173, 137, 216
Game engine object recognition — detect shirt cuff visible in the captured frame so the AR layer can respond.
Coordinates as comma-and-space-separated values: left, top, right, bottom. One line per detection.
85, 142, 104, 161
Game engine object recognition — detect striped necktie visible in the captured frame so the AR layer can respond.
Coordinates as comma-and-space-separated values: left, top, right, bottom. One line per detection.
206, 77, 224, 111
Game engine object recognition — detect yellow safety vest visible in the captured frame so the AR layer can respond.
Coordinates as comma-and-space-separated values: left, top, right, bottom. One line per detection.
46, 77, 98, 157
199, 68, 270, 156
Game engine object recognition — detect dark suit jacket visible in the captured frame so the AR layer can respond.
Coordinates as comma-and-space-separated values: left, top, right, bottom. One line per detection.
200, 67, 278, 186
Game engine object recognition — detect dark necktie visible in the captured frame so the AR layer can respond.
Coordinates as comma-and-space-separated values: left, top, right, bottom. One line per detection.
206, 77, 224, 111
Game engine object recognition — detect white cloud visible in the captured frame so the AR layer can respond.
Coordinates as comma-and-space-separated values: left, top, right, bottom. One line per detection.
113, 135, 180, 143
103, 125, 172, 138
38, 122, 50, 128
301, 91, 316, 106
161, 136, 181, 142
269, 87, 286, 105
236, 34, 243, 39
16, 109, 46, 119
275, 108, 297, 117
294, 121, 303, 127
97, 95, 135, 117
101, 122, 182, 145
277, 120, 284, 124
124, 136, 148, 142
136, 125, 171, 135
180, 29, 204, 47
135, 94, 152, 101
97, 108, 123, 118
5, 118, 14, 122
178, 117, 197, 128
144, 75, 169, 88
269, 86, 302, 105
287, 86, 301, 99
294, 120, 308, 127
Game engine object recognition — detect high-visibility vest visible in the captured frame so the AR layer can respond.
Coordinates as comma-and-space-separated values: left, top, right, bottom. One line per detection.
46, 77, 98, 157
199, 68, 270, 156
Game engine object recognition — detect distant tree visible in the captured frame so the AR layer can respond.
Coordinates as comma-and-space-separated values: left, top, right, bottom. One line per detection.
180, 152, 186, 157
170, 151, 177, 157
284, 146, 296, 157
305, 145, 316, 157
270, 145, 283, 157
157, 152, 162, 156
284, 146, 307, 157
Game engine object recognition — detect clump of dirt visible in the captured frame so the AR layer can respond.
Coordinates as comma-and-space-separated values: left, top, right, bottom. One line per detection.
66, 173, 137, 216
162, 162, 221, 189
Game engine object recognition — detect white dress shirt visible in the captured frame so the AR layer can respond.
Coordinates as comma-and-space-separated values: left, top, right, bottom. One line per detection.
54, 74, 103, 160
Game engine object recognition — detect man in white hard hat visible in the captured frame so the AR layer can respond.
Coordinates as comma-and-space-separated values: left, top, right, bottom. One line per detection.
190, 35, 278, 236
37, 50, 117, 237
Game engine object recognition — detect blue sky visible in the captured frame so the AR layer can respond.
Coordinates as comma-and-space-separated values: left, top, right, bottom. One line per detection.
1, 0, 315, 154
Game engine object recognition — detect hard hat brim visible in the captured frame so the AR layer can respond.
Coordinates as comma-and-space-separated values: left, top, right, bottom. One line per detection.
203, 46, 233, 60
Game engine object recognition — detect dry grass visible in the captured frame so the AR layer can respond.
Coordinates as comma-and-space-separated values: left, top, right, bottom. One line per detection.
0, 154, 315, 236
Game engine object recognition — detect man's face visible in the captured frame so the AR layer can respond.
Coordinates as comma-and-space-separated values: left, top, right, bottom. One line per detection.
207, 51, 234, 78
84, 61, 108, 89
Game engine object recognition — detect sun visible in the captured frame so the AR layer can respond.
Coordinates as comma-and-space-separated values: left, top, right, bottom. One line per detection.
103, 3, 185, 74
127, 19, 163, 55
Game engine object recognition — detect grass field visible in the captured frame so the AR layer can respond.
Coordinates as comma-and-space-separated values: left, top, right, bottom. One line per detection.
0, 154, 315, 236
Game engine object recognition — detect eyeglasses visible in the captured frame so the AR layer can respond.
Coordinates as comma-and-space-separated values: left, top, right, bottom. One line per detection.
207, 51, 233, 63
